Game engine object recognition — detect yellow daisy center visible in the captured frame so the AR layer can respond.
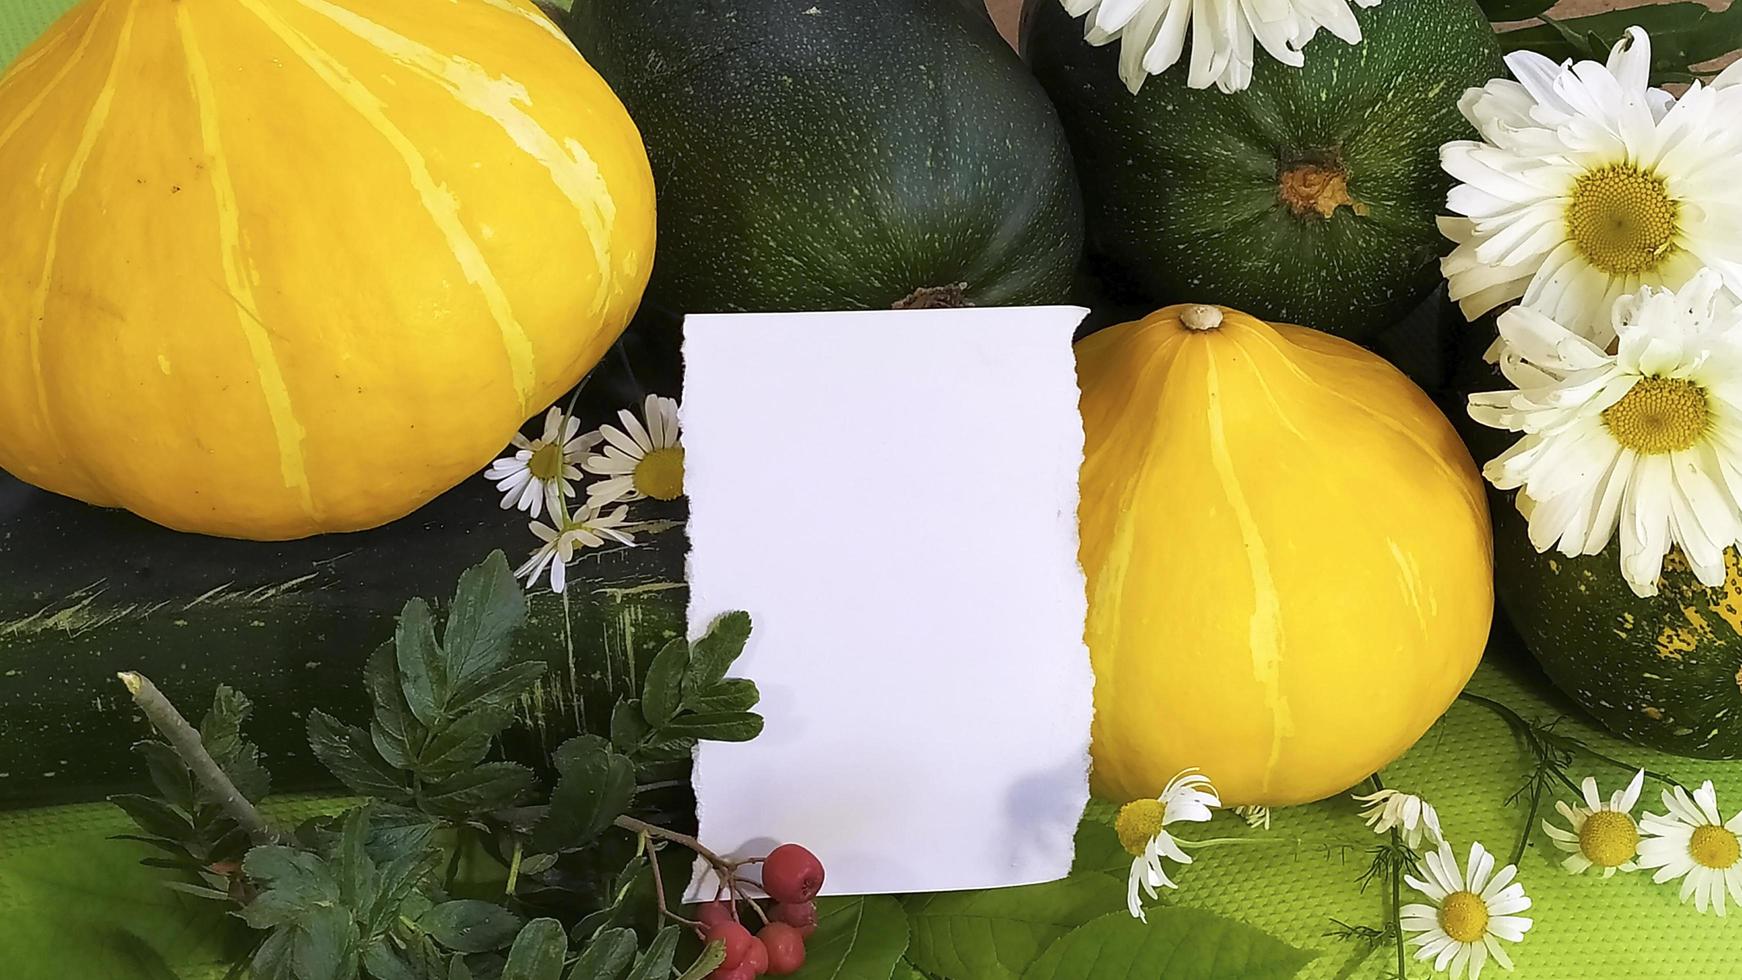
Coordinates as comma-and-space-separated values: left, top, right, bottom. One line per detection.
1116, 799, 1165, 857
1578, 810, 1640, 868
1438, 891, 1490, 944
1689, 824, 1741, 870
528, 443, 565, 482
1601, 377, 1709, 453
1566, 164, 1680, 276
633, 447, 686, 501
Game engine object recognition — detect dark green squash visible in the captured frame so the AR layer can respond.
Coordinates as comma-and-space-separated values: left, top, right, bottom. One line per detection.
1022, 0, 1503, 340
1454, 327, 1742, 759
563, 0, 1083, 314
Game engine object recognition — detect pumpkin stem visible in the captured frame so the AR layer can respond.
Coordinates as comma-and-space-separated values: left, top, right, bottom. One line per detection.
1279, 161, 1368, 220
893, 283, 972, 310
1180, 305, 1224, 332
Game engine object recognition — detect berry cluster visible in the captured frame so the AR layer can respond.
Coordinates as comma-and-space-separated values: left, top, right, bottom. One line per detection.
693, 844, 826, 979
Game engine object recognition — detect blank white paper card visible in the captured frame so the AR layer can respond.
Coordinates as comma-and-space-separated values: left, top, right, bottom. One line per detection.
682, 306, 1094, 897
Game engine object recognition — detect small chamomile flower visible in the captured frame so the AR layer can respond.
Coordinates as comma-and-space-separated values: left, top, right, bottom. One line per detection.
585, 394, 684, 505
483, 407, 598, 520
1117, 769, 1220, 922
1354, 788, 1445, 850
1638, 780, 1742, 916
514, 504, 636, 594
1401, 840, 1533, 980
1541, 770, 1645, 877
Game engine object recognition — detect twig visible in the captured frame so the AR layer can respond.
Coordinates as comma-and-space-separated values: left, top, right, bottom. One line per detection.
505, 840, 524, 897
615, 814, 737, 871
1391, 826, 1408, 980
117, 672, 281, 845
640, 832, 702, 930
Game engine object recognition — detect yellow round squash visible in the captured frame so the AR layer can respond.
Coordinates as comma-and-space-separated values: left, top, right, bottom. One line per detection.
0, 0, 655, 539
1077, 304, 1493, 806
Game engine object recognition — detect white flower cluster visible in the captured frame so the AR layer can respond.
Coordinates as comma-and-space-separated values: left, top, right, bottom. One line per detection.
481, 395, 684, 594
1452, 29, 1742, 597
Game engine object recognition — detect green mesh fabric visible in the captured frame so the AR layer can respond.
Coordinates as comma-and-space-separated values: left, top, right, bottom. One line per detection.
4, 3, 1742, 977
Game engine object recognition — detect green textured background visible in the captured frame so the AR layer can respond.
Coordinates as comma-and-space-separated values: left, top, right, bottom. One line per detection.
2, 4, 1741, 978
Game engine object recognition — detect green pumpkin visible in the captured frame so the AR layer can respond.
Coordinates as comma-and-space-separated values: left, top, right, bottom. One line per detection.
1021, 0, 1503, 340
563, 0, 1084, 313
1455, 331, 1742, 759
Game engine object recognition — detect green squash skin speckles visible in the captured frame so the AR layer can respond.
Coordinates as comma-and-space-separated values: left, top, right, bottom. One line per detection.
564, 0, 1084, 314
1021, 0, 1503, 340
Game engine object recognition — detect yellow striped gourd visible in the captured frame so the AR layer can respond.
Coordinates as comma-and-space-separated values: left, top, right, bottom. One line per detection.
0, 0, 655, 539
1077, 304, 1494, 806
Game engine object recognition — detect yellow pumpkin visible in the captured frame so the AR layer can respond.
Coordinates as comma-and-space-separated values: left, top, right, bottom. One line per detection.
0, 0, 655, 539
1077, 304, 1493, 806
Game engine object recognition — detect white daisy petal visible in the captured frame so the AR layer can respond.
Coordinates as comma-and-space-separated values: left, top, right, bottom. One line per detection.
1639, 779, 1742, 916
1400, 838, 1531, 978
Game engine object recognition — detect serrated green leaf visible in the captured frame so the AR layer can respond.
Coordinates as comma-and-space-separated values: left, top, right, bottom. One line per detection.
641, 636, 690, 725
200, 685, 270, 802
293, 903, 362, 980
108, 795, 195, 844
396, 599, 447, 728
447, 660, 546, 717
684, 679, 760, 715
612, 700, 651, 752
132, 739, 196, 812
661, 712, 763, 743
684, 611, 751, 693
1020, 909, 1313, 980
786, 896, 909, 980
500, 919, 568, 980
361, 940, 418, 980
253, 929, 298, 980
1503, 4, 1742, 82
417, 900, 524, 954
310, 711, 413, 802
411, 707, 509, 781
904, 875, 1128, 980
624, 925, 681, 980
632, 737, 696, 764
241, 846, 340, 930
336, 809, 376, 914
418, 762, 535, 819
674, 941, 727, 980
569, 926, 639, 980
532, 736, 635, 853
366, 642, 418, 770
442, 551, 527, 687
448, 957, 474, 980
363, 806, 440, 865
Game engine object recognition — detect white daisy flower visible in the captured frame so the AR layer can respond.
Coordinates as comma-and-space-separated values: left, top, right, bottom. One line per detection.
1467, 271, 1742, 597
483, 407, 597, 520
584, 394, 684, 505
1541, 770, 1645, 877
1059, 0, 1383, 95
1637, 780, 1742, 916
1401, 841, 1533, 980
1353, 788, 1444, 850
1233, 805, 1272, 830
1116, 769, 1220, 921
513, 504, 636, 594
1440, 27, 1742, 340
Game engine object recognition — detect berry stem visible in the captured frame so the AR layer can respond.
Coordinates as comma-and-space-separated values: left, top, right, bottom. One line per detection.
614, 814, 738, 872
638, 831, 702, 931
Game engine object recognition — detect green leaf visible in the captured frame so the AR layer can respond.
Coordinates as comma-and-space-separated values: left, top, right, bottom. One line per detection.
396, 599, 448, 728
361, 940, 418, 980
611, 700, 651, 753
336, 808, 376, 912
241, 846, 340, 930
366, 642, 418, 770
108, 795, 195, 844
674, 941, 727, 980
293, 904, 362, 980
411, 707, 510, 781
132, 740, 196, 812
254, 929, 298, 980
418, 762, 535, 819
1502, 4, 1742, 82
447, 660, 546, 716
532, 736, 636, 853
624, 925, 681, 980
200, 684, 270, 802
417, 900, 524, 953
442, 551, 527, 688
684, 611, 751, 693
787, 896, 909, 980
570, 926, 639, 980
661, 712, 763, 743
365, 846, 440, 937
641, 636, 690, 725
684, 679, 760, 715
500, 919, 569, 980
309, 711, 412, 802
1020, 910, 1313, 980
904, 875, 1128, 980
890, 963, 930, 980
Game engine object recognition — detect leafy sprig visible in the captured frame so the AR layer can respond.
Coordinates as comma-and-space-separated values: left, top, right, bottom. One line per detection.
1482, 0, 1742, 84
